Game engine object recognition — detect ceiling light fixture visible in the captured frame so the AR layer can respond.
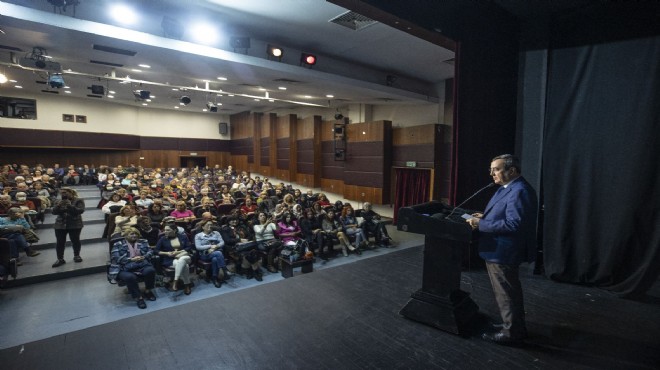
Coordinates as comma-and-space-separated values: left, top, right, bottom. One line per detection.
0, 73, 7, 84
110, 4, 138, 25
179, 96, 191, 105
267, 44, 284, 61
300, 53, 317, 68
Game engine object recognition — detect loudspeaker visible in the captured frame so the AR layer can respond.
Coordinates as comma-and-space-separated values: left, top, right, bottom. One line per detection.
219, 122, 228, 135
90, 85, 104, 95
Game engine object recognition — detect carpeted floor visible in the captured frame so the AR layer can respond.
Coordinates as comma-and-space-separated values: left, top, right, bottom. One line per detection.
1, 245, 659, 370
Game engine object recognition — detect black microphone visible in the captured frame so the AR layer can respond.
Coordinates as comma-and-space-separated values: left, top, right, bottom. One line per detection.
445, 182, 496, 219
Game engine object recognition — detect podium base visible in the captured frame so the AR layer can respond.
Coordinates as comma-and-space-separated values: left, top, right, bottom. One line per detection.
399, 289, 479, 335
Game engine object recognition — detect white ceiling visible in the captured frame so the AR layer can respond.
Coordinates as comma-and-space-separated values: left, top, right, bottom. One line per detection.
0, 0, 454, 114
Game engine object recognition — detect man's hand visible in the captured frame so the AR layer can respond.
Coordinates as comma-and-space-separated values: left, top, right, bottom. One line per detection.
471, 212, 483, 219
466, 217, 480, 230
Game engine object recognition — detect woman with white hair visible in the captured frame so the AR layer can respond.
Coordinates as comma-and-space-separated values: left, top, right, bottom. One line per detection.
52, 187, 85, 267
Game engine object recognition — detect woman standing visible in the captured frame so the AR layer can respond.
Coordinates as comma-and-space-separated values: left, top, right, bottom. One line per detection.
52, 187, 85, 267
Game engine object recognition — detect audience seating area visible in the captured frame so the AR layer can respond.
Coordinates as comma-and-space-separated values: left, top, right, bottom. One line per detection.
0, 163, 395, 309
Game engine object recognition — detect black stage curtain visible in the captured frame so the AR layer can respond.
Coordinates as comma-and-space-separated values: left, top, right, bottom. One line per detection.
542, 36, 660, 297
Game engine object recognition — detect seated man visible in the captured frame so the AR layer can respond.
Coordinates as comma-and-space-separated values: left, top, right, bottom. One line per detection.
0, 208, 40, 263
359, 202, 393, 247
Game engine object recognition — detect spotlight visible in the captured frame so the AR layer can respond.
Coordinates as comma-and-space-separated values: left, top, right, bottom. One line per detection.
48, 73, 65, 88
300, 53, 317, 67
89, 85, 104, 95
133, 90, 151, 100
180, 96, 191, 105
267, 44, 284, 61
206, 102, 218, 112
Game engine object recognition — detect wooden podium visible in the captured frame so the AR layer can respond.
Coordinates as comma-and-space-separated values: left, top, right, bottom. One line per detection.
396, 201, 479, 335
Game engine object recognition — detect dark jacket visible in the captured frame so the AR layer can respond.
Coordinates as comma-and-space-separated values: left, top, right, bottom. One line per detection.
155, 234, 193, 267
53, 198, 85, 229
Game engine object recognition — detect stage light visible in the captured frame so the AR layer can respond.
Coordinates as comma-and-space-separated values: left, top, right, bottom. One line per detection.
180, 96, 191, 105
48, 73, 65, 88
89, 85, 104, 95
206, 102, 218, 112
300, 53, 317, 67
110, 4, 138, 25
0, 74, 7, 84
191, 23, 218, 45
267, 44, 284, 61
133, 90, 151, 100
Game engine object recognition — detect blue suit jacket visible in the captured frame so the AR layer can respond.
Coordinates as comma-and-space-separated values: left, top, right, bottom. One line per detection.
478, 176, 538, 265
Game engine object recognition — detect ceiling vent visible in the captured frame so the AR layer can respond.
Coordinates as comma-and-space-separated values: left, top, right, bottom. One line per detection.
329, 11, 378, 31
92, 44, 137, 56
273, 78, 302, 84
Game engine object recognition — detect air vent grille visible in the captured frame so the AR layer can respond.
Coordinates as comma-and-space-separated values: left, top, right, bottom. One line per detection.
92, 44, 137, 56
90, 60, 124, 67
329, 11, 378, 31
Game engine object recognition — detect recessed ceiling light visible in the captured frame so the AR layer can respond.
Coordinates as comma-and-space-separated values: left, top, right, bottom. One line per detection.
269, 99, 275, 102
172, 88, 179, 91
64, 91, 71, 94
326, 94, 334, 98
110, 5, 138, 25
109, 90, 116, 94
9, 79, 17, 83
145, 99, 152, 102
254, 99, 260, 101
217, 77, 227, 81
228, 94, 234, 97
218, 103, 222, 106
258, 88, 266, 91
15, 85, 22, 88
138, 64, 151, 68
142, 103, 148, 106
64, 86, 70, 89
278, 86, 287, 90
304, 95, 312, 98
150, 95, 156, 98
174, 106, 179, 109
131, 69, 142, 73
108, 95, 114, 99
203, 109, 208, 112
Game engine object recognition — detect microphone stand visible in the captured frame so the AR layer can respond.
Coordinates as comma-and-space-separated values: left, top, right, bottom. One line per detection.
445, 183, 496, 219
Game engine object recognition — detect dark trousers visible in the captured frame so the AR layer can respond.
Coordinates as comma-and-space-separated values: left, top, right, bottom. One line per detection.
54, 228, 82, 260
485, 261, 527, 338
3, 232, 28, 258
117, 266, 156, 299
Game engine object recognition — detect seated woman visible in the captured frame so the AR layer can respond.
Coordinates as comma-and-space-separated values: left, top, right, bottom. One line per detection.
194, 219, 229, 288
134, 191, 154, 210
170, 200, 196, 223
277, 212, 302, 247
217, 186, 235, 205
147, 201, 167, 227
282, 193, 297, 210
310, 201, 326, 219
102, 192, 126, 214
113, 205, 139, 237
339, 205, 366, 254
254, 212, 282, 273
195, 196, 218, 219
135, 216, 160, 246
108, 227, 157, 309
291, 203, 304, 220
32, 181, 51, 208
239, 197, 258, 217
320, 209, 356, 258
300, 209, 324, 259
156, 225, 193, 294
317, 193, 331, 207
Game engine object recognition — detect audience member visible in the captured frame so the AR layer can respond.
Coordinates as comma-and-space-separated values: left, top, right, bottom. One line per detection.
156, 225, 193, 294
52, 187, 85, 267
194, 219, 228, 288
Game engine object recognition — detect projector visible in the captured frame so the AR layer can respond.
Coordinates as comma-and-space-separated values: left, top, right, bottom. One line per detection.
19, 57, 62, 72
206, 102, 218, 112
133, 90, 151, 100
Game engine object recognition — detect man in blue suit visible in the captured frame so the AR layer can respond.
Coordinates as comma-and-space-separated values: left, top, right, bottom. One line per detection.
467, 154, 538, 345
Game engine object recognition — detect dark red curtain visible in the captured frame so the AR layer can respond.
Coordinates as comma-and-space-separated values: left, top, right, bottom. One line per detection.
393, 168, 431, 223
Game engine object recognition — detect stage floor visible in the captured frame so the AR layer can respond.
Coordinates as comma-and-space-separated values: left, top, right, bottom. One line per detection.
1, 245, 659, 370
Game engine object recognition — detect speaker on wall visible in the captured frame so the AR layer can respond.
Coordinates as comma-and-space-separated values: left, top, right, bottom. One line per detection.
219, 122, 228, 135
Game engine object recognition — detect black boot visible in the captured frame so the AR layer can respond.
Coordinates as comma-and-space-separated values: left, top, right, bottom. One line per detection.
254, 268, 263, 282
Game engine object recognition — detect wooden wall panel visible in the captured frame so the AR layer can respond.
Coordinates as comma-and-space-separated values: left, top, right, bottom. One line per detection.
345, 121, 386, 142
295, 173, 315, 189
320, 178, 344, 196
296, 116, 316, 139
230, 111, 254, 139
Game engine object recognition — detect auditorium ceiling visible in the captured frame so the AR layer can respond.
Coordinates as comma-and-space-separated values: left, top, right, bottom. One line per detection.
0, 0, 455, 114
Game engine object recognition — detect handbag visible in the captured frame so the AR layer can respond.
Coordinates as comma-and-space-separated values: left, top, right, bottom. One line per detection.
233, 241, 258, 253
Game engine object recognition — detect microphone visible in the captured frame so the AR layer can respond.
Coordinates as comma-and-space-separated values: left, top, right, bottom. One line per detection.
445, 182, 496, 219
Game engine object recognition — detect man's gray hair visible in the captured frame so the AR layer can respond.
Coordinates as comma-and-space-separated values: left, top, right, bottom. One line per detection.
492, 154, 521, 173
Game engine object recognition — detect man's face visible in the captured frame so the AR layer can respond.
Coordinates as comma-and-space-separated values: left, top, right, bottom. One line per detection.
490, 159, 516, 186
